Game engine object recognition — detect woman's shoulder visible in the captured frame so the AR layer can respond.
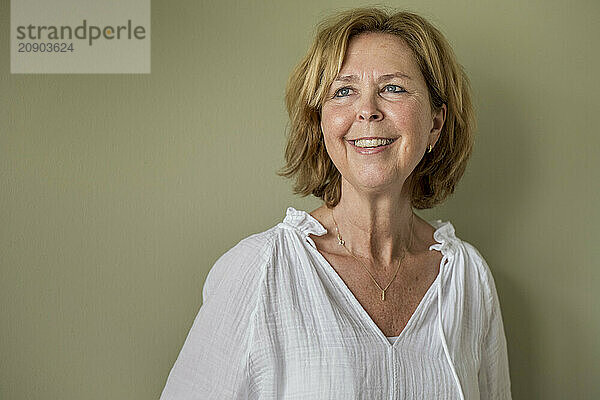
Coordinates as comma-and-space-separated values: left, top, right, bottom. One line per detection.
201, 226, 279, 303
460, 239, 497, 289
202, 208, 310, 303
427, 219, 498, 296
445, 229, 500, 306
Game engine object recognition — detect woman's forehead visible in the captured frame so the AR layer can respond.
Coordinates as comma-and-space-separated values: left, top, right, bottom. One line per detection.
337, 33, 421, 81
347, 31, 410, 50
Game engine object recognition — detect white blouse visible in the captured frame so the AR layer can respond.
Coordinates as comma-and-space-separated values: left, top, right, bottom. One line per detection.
160, 207, 512, 399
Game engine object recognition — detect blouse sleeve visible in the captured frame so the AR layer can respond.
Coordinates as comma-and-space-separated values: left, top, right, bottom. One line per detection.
160, 237, 270, 400
477, 256, 513, 400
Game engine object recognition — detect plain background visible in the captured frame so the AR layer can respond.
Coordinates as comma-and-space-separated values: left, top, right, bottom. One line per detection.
1, 0, 599, 399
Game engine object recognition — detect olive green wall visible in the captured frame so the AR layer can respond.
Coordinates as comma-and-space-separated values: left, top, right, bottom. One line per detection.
1, 0, 598, 399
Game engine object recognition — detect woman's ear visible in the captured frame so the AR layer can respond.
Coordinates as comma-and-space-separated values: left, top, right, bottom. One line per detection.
430, 103, 447, 145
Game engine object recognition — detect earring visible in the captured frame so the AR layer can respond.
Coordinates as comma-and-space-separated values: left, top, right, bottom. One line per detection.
427, 144, 433, 153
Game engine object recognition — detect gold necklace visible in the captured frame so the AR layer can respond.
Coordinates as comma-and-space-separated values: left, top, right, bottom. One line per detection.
331, 208, 414, 301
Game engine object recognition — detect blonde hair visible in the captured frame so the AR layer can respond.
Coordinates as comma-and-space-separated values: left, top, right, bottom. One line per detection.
276, 7, 476, 209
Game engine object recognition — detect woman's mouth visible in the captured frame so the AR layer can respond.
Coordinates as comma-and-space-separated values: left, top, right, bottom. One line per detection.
347, 137, 397, 154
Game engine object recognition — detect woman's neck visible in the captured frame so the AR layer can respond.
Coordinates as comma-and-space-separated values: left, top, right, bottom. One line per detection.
325, 184, 417, 269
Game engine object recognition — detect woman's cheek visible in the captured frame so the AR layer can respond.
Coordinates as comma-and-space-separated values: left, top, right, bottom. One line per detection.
322, 109, 352, 138
332, 113, 351, 133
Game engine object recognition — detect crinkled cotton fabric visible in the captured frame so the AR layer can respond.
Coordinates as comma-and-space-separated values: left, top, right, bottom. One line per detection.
160, 207, 512, 399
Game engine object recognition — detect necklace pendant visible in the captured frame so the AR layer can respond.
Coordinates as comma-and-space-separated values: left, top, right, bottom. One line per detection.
381, 290, 385, 301
337, 234, 344, 246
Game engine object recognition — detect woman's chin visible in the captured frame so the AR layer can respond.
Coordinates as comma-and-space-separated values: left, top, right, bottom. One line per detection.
348, 173, 402, 192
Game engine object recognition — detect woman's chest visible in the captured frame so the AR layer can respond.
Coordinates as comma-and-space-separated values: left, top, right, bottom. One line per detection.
250, 243, 481, 398
319, 249, 443, 337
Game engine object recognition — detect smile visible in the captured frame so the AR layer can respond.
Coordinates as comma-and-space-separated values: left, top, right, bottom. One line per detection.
347, 137, 397, 154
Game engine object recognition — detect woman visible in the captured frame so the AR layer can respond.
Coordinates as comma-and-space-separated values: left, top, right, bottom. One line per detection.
161, 7, 511, 400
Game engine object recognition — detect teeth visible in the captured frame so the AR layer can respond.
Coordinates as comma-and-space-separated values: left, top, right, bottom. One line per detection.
353, 138, 394, 148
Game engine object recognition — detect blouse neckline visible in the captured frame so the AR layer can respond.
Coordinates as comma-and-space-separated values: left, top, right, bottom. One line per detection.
282, 206, 458, 255
282, 206, 460, 346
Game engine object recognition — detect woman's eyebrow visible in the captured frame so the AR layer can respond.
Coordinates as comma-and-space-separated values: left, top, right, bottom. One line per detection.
333, 72, 412, 83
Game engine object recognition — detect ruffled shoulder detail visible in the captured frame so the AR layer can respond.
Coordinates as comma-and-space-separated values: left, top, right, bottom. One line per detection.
281, 207, 459, 255
282, 206, 328, 237
428, 219, 459, 256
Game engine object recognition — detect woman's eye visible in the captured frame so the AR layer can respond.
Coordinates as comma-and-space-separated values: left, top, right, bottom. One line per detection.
333, 87, 353, 98
383, 85, 405, 93
332, 85, 405, 98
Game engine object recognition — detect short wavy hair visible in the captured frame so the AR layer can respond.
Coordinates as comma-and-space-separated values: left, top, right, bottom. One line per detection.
276, 7, 476, 210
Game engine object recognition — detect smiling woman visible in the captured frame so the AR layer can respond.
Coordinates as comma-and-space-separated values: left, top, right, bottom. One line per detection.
319, 32, 447, 193
279, 11, 475, 210
160, 7, 511, 400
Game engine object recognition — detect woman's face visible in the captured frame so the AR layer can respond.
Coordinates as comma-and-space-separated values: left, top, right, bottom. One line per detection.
320, 32, 446, 195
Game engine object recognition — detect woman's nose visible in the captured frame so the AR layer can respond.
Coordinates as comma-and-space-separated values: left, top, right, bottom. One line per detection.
357, 95, 383, 122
